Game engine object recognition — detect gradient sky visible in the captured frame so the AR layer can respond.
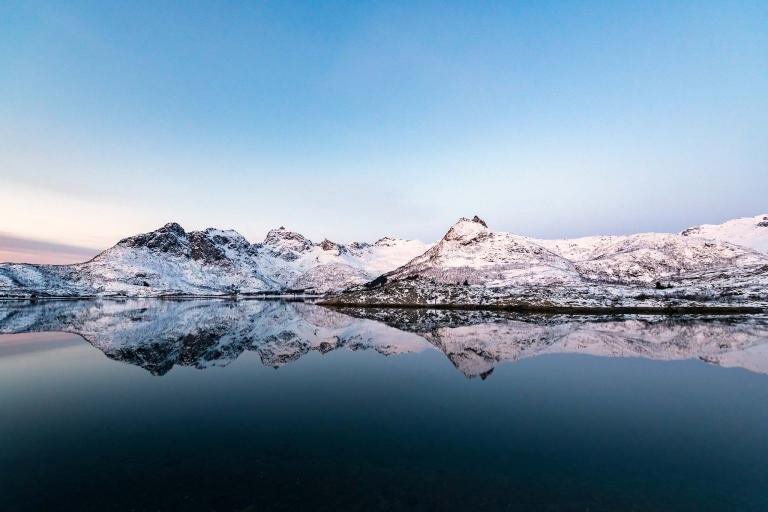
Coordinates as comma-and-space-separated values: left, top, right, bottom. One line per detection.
1, 0, 767, 263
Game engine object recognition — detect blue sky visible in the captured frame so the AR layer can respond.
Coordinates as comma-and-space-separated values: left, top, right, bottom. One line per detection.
1, 0, 766, 260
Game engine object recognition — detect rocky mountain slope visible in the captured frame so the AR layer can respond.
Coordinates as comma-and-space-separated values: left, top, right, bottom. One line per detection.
326, 215, 768, 309
0, 223, 430, 297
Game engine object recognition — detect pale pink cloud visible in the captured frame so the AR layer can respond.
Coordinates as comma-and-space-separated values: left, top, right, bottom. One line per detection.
0, 233, 101, 265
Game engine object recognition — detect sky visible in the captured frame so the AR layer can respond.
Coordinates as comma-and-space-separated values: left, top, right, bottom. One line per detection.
1, 0, 767, 263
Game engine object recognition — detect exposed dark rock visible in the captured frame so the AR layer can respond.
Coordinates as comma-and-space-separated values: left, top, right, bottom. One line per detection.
471, 215, 488, 227
365, 275, 388, 289
350, 241, 373, 251
319, 239, 343, 253
188, 232, 227, 263
118, 222, 189, 255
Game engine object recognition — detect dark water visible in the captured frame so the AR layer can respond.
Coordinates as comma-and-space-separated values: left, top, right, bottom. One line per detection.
1, 300, 768, 511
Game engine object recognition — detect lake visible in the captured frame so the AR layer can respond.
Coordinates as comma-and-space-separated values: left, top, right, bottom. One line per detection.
1, 299, 767, 511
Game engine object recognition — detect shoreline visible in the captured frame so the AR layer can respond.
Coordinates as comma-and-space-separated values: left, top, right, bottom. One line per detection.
0, 294, 324, 302
318, 301, 766, 315
0, 295, 765, 314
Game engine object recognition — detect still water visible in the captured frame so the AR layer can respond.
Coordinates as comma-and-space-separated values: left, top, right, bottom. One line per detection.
1, 299, 767, 511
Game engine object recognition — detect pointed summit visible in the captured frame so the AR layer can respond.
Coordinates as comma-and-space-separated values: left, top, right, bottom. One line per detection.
443, 215, 489, 242
160, 222, 186, 234
471, 215, 487, 227
117, 222, 189, 254
319, 239, 340, 252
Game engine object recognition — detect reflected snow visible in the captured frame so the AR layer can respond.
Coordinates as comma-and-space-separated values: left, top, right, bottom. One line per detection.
2, 299, 768, 377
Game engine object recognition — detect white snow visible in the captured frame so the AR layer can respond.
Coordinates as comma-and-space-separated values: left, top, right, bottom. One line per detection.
680, 214, 768, 253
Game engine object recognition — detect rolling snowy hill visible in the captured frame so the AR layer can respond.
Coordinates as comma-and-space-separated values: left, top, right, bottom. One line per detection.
680, 214, 768, 253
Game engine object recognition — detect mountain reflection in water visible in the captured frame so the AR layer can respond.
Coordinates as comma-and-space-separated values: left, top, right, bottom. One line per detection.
2, 299, 768, 378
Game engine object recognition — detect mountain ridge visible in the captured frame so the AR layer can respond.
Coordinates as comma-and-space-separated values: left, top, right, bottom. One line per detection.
0, 222, 430, 297
1, 213, 767, 303
325, 214, 768, 309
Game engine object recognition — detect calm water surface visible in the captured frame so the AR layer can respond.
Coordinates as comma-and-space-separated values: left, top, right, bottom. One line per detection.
1, 300, 767, 511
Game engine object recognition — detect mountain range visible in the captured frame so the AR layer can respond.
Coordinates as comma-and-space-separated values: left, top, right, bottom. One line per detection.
328, 214, 768, 309
0, 223, 428, 297
1, 214, 767, 307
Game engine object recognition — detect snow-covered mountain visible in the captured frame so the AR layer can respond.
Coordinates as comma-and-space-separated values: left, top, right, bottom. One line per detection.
253, 226, 430, 292
328, 215, 768, 308
0, 223, 430, 297
83, 223, 277, 295
536, 232, 764, 284
385, 215, 765, 287
386, 216, 577, 287
2, 213, 767, 304
680, 214, 768, 253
